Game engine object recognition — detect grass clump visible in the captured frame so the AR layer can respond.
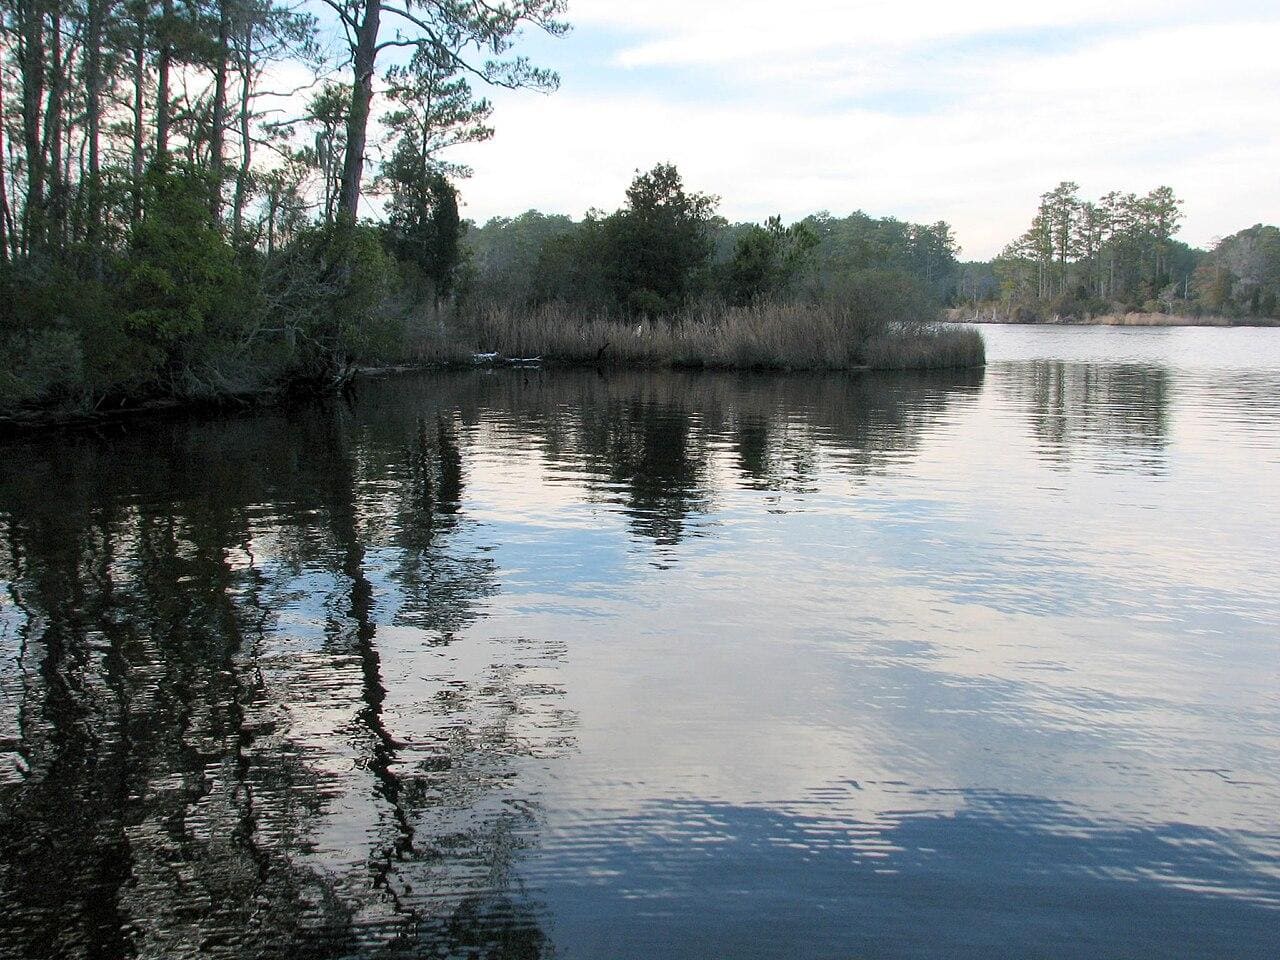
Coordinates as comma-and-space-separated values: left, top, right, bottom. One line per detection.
465, 300, 985, 371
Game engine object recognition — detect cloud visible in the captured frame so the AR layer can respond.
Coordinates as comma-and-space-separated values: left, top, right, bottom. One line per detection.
571, 0, 1210, 64
451, 2, 1280, 258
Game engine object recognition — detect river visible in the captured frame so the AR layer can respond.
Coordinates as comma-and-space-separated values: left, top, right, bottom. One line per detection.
1, 325, 1277, 959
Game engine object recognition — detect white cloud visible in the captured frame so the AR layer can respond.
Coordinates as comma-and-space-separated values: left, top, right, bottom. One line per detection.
451, 3, 1280, 258
572, 0, 1204, 63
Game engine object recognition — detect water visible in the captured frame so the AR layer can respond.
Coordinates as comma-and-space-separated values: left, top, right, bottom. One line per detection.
1, 325, 1278, 959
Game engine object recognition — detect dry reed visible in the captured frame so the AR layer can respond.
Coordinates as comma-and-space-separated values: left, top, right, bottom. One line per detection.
463, 301, 985, 371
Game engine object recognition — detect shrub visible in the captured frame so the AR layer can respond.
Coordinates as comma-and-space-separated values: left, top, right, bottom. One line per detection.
264, 221, 400, 380
861, 324, 985, 370
119, 159, 251, 384
464, 299, 984, 371
0, 328, 85, 411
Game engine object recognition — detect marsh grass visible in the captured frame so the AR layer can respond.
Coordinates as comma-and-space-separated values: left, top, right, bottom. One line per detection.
465, 301, 985, 371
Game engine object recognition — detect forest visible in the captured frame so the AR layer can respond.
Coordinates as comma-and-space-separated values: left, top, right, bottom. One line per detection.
963, 182, 1280, 323
0, 0, 982, 420
0, 0, 570, 415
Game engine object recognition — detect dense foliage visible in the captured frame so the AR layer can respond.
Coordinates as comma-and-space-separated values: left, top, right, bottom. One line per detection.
1193, 225, 1280, 319
0, 0, 566, 413
464, 169, 961, 323
456, 166, 978, 372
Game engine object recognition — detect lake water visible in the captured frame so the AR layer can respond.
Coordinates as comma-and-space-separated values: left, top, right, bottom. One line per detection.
1, 325, 1278, 959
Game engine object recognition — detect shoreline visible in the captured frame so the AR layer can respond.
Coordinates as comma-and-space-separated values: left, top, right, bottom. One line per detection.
947, 310, 1280, 328
0, 356, 985, 435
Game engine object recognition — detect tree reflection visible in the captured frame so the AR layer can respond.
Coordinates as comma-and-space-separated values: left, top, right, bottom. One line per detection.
354, 369, 982, 549
0, 404, 570, 959
580, 401, 709, 545
1002, 361, 1171, 472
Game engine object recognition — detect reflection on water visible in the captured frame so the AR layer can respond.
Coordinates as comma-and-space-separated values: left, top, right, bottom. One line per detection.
1, 325, 1279, 959
1003, 361, 1171, 472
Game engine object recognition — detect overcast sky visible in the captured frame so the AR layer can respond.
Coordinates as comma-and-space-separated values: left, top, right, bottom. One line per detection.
445, 0, 1280, 260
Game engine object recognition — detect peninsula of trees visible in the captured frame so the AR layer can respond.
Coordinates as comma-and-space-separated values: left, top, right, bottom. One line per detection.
0, 0, 982, 425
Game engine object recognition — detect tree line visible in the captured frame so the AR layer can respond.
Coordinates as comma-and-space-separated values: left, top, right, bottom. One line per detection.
978, 181, 1279, 321
465, 165, 961, 321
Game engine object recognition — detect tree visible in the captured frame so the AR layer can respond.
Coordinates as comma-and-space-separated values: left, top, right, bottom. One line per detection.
374, 41, 490, 300
1073, 201, 1106, 297
1040, 181, 1080, 295
1195, 225, 1280, 317
908, 220, 959, 298
0, 0, 572, 411
326, 0, 568, 222
119, 159, 249, 384
383, 166, 462, 300
256, 157, 311, 255
292, 83, 350, 226
465, 210, 577, 303
996, 183, 1189, 311
721, 215, 817, 304
226, 0, 318, 238
791, 210, 959, 304
1143, 186, 1184, 280
602, 163, 719, 315
380, 42, 493, 179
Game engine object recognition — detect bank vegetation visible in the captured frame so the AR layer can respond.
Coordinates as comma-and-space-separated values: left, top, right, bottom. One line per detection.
0, 0, 981, 423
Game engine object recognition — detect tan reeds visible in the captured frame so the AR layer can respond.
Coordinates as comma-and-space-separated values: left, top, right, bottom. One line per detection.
464, 300, 985, 371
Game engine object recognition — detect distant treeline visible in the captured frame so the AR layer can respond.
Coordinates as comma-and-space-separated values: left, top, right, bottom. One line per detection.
460, 164, 981, 372
464, 171, 960, 317
958, 182, 1279, 322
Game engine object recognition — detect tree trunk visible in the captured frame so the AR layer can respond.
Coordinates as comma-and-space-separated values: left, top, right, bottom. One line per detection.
338, 0, 382, 222
19, 0, 46, 252
156, 0, 173, 155
84, 0, 106, 269
209, 0, 231, 218
131, 4, 146, 223
231, 20, 254, 240
46, 6, 65, 248
0, 77, 10, 263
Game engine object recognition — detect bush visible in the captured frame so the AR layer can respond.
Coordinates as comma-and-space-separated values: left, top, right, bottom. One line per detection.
0, 328, 85, 411
861, 324, 985, 370
119, 159, 252, 384
264, 221, 400, 380
819, 269, 938, 327
0, 258, 148, 404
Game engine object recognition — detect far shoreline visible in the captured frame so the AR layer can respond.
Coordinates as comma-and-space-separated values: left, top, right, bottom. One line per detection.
946, 309, 1280, 328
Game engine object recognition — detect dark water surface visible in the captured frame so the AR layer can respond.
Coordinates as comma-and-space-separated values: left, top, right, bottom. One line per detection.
1, 325, 1278, 959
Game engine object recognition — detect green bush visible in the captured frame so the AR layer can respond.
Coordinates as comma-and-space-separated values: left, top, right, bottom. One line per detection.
265, 221, 400, 378
118, 159, 253, 385
823, 269, 938, 328
626, 287, 671, 318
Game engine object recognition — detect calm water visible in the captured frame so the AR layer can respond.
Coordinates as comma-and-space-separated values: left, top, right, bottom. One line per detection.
1, 325, 1278, 959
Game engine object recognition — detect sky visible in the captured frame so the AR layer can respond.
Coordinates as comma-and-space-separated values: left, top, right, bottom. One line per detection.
444, 0, 1280, 260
